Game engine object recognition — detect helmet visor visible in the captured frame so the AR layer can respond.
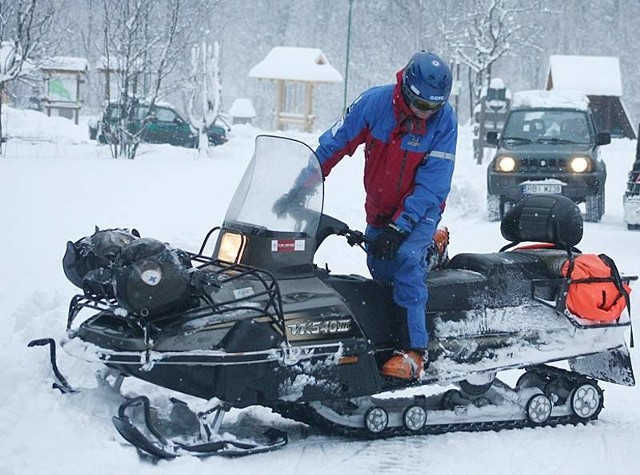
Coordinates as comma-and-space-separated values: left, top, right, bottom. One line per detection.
402, 82, 446, 112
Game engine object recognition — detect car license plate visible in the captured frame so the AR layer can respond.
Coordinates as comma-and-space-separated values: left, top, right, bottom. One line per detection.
523, 183, 562, 194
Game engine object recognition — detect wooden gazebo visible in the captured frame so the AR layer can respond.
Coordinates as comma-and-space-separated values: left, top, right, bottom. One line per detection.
249, 47, 342, 132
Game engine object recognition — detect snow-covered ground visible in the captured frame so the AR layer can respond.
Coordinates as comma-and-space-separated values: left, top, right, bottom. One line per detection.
1, 106, 639, 475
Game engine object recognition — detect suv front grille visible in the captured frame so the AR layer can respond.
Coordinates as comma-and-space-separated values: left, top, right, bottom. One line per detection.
520, 158, 567, 170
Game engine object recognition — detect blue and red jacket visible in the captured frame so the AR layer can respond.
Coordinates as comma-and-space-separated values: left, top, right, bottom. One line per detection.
315, 71, 457, 232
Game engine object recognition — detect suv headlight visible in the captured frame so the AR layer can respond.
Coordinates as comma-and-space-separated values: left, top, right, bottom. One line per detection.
568, 156, 591, 173
495, 155, 517, 172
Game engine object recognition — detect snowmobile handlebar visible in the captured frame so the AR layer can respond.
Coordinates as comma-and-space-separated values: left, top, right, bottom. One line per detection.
313, 213, 370, 253
275, 199, 371, 252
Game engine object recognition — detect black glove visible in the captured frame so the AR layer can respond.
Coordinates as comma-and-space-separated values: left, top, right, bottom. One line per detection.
369, 224, 407, 260
272, 188, 309, 218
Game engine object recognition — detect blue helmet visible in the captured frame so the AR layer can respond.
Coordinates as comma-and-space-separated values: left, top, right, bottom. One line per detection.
402, 51, 452, 112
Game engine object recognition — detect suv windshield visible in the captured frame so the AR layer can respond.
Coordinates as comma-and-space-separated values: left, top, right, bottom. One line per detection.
503, 109, 593, 144
223, 135, 323, 236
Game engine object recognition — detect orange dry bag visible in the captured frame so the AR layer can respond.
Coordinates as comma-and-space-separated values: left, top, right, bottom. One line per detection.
561, 254, 632, 322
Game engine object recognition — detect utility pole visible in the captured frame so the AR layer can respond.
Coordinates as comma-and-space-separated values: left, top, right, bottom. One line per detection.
342, 0, 354, 112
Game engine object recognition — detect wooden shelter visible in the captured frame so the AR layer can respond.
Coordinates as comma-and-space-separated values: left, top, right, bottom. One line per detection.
40, 56, 88, 124
546, 55, 636, 139
249, 47, 342, 132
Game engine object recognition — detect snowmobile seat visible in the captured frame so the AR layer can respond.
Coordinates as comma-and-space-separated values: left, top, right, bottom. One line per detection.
425, 268, 487, 311
447, 252, 549, 307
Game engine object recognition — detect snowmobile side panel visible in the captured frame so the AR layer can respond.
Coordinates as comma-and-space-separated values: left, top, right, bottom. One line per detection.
569, 344, 636, 386
318, 273, 400, 347
425, 269, 487, 311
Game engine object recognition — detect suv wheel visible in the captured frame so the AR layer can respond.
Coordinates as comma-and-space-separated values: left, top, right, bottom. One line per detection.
585, 191, 605, 222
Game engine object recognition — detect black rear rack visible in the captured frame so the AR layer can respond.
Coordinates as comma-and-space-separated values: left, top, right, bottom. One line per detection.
67, 252, 287, 346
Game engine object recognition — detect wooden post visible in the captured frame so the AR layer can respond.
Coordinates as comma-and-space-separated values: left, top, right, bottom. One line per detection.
304, 83, 314, 132
275, 79, 285, 130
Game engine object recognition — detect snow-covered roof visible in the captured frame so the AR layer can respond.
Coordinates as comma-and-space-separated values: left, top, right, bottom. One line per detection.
489, 78, 506, 89
249, 47, 342, 83
40, 56, 89, 72
512, 90, 589, 110
229, 98, 256, 118
480, 77, 512, 99
547, 55, 623, 96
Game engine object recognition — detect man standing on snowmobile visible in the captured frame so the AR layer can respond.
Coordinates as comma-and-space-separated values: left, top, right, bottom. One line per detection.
276, 51, 457, 379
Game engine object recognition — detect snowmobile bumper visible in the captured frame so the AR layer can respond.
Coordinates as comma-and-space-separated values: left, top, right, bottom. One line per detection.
27, 338, 76, 393
569, 344, 635, 386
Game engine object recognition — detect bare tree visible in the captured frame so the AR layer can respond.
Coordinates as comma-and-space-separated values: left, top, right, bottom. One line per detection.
440, 0, 546, 114
186, 40, 223, 158
99, 0, 185, 159
0, 0, 56, 141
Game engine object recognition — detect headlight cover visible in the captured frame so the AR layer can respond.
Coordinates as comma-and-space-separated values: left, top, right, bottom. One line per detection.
568, 156, 591, 173
217, 231, 246, 263
495, 155, 517, 172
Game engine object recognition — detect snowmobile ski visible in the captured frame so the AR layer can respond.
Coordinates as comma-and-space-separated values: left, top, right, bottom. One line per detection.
112, 396, 287, 458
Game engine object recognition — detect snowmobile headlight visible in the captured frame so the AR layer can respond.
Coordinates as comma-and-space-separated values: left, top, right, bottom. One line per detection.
495, 155, 517, 172
217, 231, 246, 263
568, 156, 590, 173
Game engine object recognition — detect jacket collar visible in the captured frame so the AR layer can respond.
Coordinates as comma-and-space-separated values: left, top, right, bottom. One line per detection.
392, 69, 427, 136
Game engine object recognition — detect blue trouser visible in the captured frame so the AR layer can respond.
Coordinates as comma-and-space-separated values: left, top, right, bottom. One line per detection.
366, 217, 437, 350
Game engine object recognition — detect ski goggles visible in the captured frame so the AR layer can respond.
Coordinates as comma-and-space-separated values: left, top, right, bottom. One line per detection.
402, 84, 446, 112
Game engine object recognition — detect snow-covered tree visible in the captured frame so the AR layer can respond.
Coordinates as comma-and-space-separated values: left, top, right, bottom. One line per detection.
0, 0, 56, 141
186, 41, 222, 158
99, 0, 188, 159
440, 0, 546, 115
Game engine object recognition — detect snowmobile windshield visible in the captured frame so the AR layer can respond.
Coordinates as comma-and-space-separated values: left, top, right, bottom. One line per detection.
223, 135, 323, 237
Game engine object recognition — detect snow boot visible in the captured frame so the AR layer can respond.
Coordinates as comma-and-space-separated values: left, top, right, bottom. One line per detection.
380, 351, 426, 379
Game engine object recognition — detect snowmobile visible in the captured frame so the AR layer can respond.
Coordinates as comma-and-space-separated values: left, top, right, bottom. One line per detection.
31, 134, 636, 459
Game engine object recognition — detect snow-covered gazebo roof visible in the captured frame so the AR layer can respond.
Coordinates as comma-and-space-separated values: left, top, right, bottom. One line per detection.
546, 55, 622, 96
249, 47, 342, 132
249, 47, 342, 83
40, 56, 89, 73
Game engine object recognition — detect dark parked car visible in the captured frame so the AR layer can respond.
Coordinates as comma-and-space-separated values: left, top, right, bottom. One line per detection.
486, 90, 611, 222
89, 102, 228, 148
